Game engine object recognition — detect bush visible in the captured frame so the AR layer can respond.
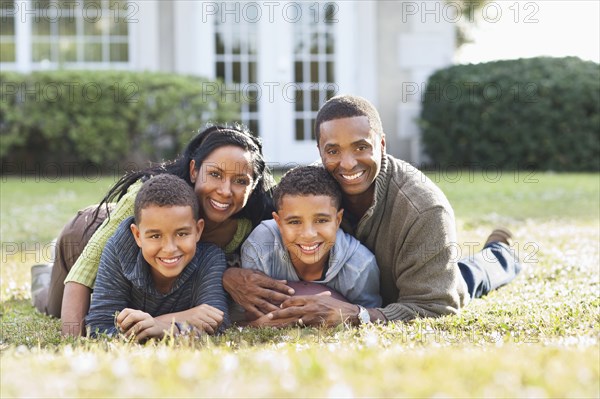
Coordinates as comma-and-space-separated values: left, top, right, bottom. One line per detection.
0, 71, 239, 173
420, 57, 600, 171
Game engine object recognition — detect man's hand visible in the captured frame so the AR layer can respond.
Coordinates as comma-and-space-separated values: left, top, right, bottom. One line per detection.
222, 268, 294, 319
116, 308, 172, 342
155, 304, 224, 335
262, 294, 359, 328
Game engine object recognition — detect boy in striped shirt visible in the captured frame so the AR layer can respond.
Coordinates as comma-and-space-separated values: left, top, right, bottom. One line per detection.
86, 174, 229, 341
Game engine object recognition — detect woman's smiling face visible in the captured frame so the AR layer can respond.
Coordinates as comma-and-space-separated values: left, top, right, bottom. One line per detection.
189, 145, 255, 224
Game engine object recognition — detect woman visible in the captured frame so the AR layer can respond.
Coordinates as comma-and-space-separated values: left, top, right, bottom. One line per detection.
37, 125, 274, 336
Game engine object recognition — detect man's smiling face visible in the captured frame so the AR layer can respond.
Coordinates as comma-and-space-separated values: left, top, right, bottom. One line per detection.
318, 116, 385, 198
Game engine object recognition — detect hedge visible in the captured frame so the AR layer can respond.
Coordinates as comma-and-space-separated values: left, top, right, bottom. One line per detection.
420, 57, 600, 171
0, 71, 239, 173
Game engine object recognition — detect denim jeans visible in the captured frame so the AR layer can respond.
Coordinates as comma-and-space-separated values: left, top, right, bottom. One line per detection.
458, 242, 522, 299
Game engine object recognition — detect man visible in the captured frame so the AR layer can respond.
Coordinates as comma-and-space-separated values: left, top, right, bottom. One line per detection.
223, 95, 520, 326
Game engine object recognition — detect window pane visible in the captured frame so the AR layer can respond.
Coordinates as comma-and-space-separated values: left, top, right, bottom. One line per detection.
84, 42, 102, 61
248, 62, 257, 83
216, 62, 225, 79
295, 89, 304, 112
32, 18, 51, 36
248, 89, 258, 112
326, 61, 334, 82
310, 61, 319, 83
215, 32, 224, 54
58, 17, 77, 36
0, 14, 14, 36
325, 32, 334, 54
310, 118, 316, 140
295, 61, 303, 83
249, 120, 259, 137
0, 41, 15, 62
84, 18, 103, 36
311, 90, 320, 111
32, 41, 52, 62
110, 43, 128, 61
295, 119, 304, 141
232, 62, 241, 83
109, 19, 128, 36
58, 39, 77, 62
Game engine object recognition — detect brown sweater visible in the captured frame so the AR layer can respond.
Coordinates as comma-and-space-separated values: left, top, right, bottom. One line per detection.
340, 154, 468, 321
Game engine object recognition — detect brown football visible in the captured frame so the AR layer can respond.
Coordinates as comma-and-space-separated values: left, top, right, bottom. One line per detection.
286, 280, 349, 303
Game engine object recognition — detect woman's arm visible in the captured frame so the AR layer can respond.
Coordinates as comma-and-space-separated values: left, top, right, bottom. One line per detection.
60, 282, 91, 336
64, 180, 142, 289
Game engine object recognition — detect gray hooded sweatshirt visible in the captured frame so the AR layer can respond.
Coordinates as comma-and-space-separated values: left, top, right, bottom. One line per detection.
241, 219, 382, 307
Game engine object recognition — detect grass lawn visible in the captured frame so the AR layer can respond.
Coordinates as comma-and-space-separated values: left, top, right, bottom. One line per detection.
1, 172, 599, 398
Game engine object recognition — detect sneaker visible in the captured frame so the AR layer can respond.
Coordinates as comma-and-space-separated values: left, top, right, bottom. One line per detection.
31, 263, 52, 308
485, 227, 513, 247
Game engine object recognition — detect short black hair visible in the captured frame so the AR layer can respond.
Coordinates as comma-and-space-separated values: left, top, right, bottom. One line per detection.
314, 94, 383, 142
134, 174, 199, 223
273, 166, 342, 211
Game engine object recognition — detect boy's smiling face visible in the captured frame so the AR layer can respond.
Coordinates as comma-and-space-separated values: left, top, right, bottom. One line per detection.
130, 205, 204, 292
273, 194, 343, 277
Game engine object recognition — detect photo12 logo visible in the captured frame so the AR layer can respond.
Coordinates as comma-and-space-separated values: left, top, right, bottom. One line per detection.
2, 1, 139, 24
200, 1, 339, 24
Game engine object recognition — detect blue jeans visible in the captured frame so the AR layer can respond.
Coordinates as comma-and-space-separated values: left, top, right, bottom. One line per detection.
458, 242, 522, 299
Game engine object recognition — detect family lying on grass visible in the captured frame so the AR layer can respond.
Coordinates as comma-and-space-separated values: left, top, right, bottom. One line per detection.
32, 95, 521, 340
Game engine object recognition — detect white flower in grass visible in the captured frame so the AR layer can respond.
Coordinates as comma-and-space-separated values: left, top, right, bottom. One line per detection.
70, 353, 98, 375
177, 360, 197, 379
327, 383, 354, 398
364, 331, 379, 347
221, 354, 239, 372
112, 357, 130, 377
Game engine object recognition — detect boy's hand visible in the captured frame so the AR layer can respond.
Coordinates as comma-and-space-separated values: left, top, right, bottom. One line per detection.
116, 308, 172, 342
222, 268, 294, 319
156, 304, 224, 335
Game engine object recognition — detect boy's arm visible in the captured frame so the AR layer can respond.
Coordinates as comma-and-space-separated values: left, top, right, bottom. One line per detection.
341, 254, 383, 309
155, 247, 230, 334
85, 240, 132, 337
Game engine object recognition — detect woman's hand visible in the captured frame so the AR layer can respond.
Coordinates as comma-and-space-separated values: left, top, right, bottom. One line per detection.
222, 268, 294, 319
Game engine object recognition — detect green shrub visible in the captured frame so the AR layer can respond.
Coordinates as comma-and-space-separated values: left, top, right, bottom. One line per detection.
420, 57, 600, 171
0, 71, 239, 173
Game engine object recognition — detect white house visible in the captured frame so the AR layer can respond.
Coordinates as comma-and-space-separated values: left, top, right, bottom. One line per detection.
0, 0, 455, 166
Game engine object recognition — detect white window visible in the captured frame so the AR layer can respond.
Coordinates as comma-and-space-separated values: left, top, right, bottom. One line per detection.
214, 17, 260, 135
292, 2, 337, 141
1, 0, 131, 70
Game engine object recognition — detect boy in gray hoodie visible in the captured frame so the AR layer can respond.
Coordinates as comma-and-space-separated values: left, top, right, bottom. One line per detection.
240, 166, 381, 315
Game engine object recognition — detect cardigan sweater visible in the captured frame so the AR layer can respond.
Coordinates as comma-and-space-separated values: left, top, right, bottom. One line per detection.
340, 154, 468, 321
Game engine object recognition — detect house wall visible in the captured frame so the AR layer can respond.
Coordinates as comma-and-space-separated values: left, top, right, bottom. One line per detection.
376, 1, 455, 165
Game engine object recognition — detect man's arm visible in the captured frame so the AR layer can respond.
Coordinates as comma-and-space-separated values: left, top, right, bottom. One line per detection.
377, 207, 467, 322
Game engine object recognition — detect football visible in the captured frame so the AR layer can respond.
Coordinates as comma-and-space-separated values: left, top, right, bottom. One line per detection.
286, 280, 349, 303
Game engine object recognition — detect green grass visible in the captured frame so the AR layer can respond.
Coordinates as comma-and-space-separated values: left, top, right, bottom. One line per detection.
1, 173, 599, 398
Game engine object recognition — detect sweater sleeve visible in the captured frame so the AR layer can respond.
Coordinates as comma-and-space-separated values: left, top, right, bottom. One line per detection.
379, 207, 467, 321
190, 247, 230, 331
85, 238, 132, 336
65, 181, 142, 288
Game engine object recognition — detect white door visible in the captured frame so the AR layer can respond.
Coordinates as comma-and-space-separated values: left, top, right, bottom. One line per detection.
208, 1, 357, 166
